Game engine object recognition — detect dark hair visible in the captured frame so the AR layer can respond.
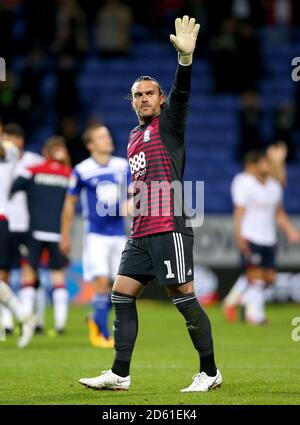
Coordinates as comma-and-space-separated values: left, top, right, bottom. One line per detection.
3, 123, 25, 139
130, 76, 165, 99
243, 150, 266, 166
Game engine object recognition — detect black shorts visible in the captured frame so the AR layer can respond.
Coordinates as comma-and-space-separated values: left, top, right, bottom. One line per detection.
0, 219, 10, 270
118, 232, 194, 286
9, 231, 30, 268
241, 242, 276, 271
27, 236, 68, 270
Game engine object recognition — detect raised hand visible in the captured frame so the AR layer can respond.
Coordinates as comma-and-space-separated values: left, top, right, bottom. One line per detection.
267, 142, 288, 164
170, 15, 200, 65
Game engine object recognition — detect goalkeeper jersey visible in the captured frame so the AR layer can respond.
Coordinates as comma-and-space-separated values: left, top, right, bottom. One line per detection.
127, 64, 194, 238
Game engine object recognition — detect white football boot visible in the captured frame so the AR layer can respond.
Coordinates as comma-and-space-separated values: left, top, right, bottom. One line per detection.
17, 315, 37, 349
79, 370, 130, 391
181, 369, 223, 392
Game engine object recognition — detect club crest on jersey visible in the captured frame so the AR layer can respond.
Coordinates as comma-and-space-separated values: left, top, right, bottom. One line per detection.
144, 129, 151, 143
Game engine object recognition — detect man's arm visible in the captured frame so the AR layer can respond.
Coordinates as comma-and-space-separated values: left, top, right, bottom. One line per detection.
267, 142, 287, 186
10, 170, 32, 197
276, 204, 300, 243
233, 206, 251, 255
168, 16, 200, 104
231, 175, 251, 255
161, 16, 200, 143
60, 194, 78, 256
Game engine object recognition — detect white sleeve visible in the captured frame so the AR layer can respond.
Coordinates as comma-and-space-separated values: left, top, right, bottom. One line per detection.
14, 151, 43, 177
231, 176, 248, 207
278, 184, 283, 203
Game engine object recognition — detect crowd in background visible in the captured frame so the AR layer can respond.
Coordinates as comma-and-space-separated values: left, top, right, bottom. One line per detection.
0, 0, 300, 165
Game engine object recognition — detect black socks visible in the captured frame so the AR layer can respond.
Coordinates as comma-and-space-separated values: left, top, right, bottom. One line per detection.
111, 291, 138, 377
172, 292, 217, 376
110, 290, 217, 378
200, 353, 217, 377
111, 359, 130, 378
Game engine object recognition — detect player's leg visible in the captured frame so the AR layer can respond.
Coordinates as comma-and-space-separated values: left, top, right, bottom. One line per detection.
90, 275, 112, 345
17, 231, 44, 331
0, 220, 14, 333
0, 253, 13, 333
0, 220, 36, 346
0, 220, 9, 282
241, 268, 266, 324
194, 265, 219, 306
0, 270, 13, 331
0, 279, 24, 322
82, 234, 104, 345
241, 266, 267, 324
223, 243, 254, 322
109, 237, 155, 380
241, 244, 276, 325
19, 263, 38, 316
48, 242, 69, 334
18, 236, 41, 316
97, 235, 128, 341
0, 280, 36, 348
50, 269, 68, 333
110, 274, 146, 372
83, 234, 113, 345
79, 238, 153, 390
35, 285, 46, 333
167, 281, 217, 370
166, 280, 222, 392
223, 274, 248, 322
1, 305, 14, 334
149, 232, 222, 392
243, 268, 276, 325
4, 230, 31, 333
87, 236, 127, 347
79, 274, 145, 390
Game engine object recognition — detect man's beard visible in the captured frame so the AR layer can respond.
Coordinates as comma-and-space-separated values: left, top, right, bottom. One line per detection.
138, 108, 156, 123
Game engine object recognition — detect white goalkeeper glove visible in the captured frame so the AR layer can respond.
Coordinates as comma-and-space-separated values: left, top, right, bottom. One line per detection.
170, 15, 200, 66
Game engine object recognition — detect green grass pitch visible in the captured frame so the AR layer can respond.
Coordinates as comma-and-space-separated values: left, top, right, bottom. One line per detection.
0, 301, 299, 405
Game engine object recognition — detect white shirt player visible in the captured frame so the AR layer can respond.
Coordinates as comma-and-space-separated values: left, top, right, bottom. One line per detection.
7, 151, 43, 232
231, 172, 283, 246
0, 141, 19, 218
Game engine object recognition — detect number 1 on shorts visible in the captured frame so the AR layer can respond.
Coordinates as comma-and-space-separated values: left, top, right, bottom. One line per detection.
164, 260, 175, 279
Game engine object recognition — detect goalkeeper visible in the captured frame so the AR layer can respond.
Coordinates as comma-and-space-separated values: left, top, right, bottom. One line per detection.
79, 16, 223, 393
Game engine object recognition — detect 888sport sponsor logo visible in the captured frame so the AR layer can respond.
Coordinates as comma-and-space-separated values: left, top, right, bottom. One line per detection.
129, 151, 147, 179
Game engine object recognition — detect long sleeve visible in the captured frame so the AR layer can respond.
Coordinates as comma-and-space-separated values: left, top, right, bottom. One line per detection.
160, 64, 192, 149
